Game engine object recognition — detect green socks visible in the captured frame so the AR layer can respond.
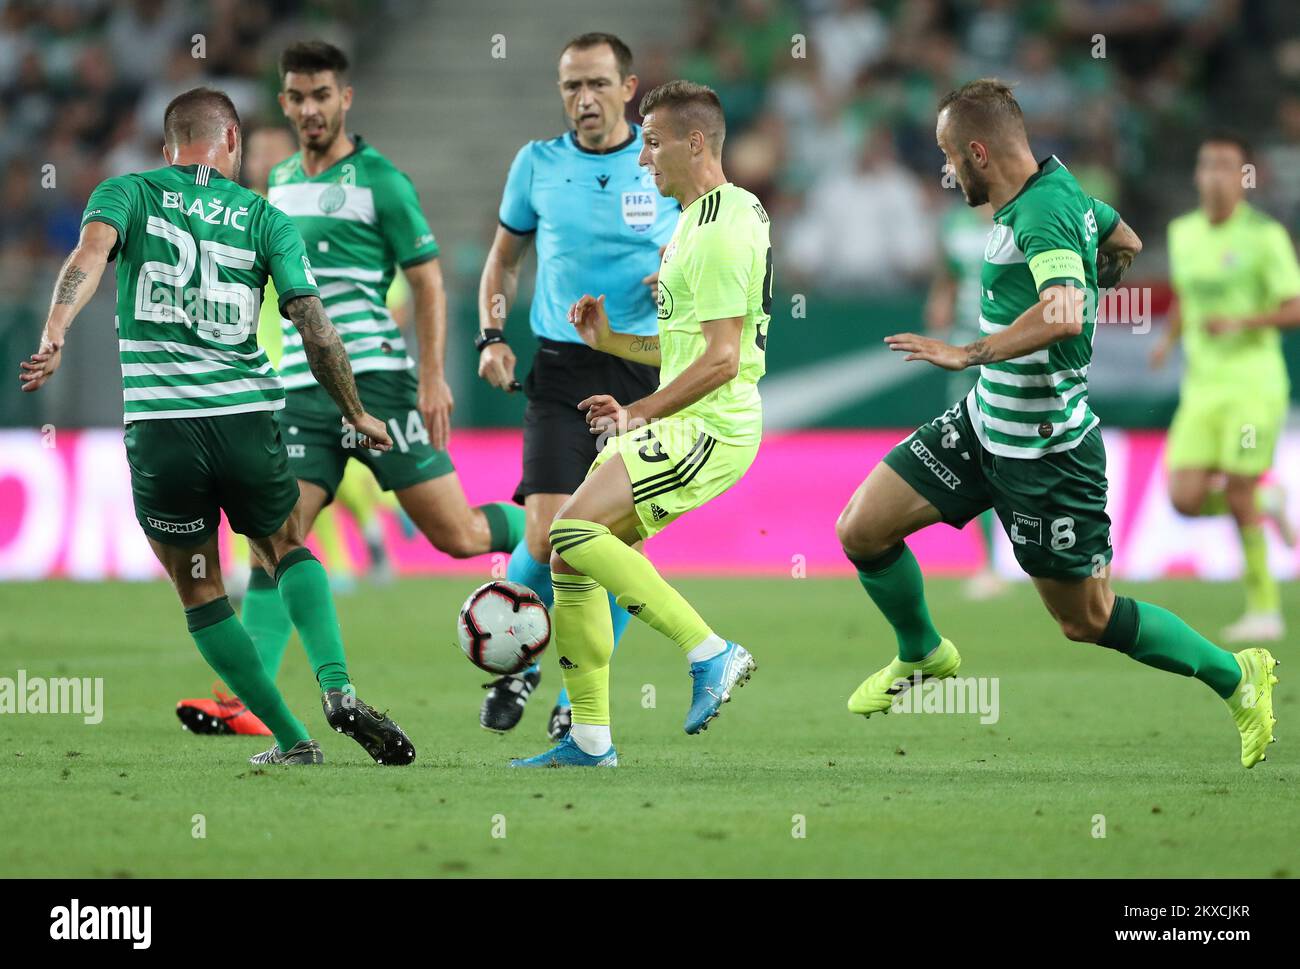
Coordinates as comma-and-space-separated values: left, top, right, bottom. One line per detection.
850, 543, 942, 662
186, 597, 310, 751
1240, 525, 1279, 614
242, 567, 293, 677
479, 502, 527, 553
550, 519, 713, 653
275, 547, 351, 693
1098, 596, 1242, 698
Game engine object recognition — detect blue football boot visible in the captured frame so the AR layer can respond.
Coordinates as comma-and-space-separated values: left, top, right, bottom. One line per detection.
509, 733, 618, 768
685, 642, 756, 734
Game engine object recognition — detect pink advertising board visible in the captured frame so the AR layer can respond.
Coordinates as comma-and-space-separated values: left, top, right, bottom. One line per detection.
1, 428, 1297, 581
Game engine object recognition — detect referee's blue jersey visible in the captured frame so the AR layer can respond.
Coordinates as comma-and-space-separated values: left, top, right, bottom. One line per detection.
498, 124, 679, 342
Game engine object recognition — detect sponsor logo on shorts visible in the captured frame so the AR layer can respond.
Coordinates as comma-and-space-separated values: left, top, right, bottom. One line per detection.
286, 444, 305, 458
146, 516, 205, 535
626, 603, 644, 616
909, 438, 961, 491
649, 502, 668, 522
1010, 512, 1042, 546
558, 655, 576, 671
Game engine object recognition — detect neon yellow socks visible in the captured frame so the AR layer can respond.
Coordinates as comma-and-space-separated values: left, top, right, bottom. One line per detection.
550, 572, 614, 726
1240, 525, 1279, 614
550, 519, 713, 653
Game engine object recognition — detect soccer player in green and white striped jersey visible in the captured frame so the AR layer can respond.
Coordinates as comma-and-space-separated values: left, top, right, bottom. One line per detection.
19, 87, 415, 766
835, 79, 1278, 769
187, 43, 525, 717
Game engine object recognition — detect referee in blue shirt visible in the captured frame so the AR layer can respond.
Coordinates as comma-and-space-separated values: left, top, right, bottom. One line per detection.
476, 33, 678, 737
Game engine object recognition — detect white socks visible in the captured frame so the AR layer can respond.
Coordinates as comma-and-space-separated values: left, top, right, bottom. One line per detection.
686, 634, 728, 664
570, 723, 612, 755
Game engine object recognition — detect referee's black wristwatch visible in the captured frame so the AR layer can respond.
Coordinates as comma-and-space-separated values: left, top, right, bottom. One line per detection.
475, 328, 506, 353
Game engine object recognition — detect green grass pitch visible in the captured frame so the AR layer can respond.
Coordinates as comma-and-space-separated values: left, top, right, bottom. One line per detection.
1, 575, 1295, 877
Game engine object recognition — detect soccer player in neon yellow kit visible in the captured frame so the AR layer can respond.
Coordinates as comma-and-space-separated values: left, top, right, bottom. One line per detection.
511, 80, 772, 767
1151, 133, 1300, 643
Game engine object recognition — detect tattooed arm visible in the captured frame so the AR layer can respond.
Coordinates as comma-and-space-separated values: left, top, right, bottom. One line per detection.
885, 284, 1087, 371
19, 222, 117, 392
568, 293, 662, 367
282, 295, 393, 451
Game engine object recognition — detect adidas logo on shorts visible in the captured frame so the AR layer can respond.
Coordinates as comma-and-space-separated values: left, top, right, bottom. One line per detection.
649, 502, 668, 522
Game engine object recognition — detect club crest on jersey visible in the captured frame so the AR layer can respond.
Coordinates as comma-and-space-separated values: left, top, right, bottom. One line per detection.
657, 281, 673, 320
984, 223, 1010, 260
622, 191, 657, 233
318, 183, 346, 214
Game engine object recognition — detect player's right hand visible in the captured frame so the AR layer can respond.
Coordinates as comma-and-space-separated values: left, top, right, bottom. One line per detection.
478, 341, 518, 392
348, 412, 393, 452
570, 294, 610, 351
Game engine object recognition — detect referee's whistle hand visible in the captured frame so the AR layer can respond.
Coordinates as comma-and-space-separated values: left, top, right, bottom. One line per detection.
478, 341, 518, 392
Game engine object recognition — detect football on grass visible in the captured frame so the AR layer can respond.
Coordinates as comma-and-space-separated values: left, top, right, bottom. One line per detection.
457, 580, 551, 674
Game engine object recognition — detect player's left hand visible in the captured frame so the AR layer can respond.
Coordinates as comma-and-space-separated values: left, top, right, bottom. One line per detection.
18, 339, 63, 392
419, 374, 454, 451
1205, 316, 1241, 336
578, 393, 627, 436
884, 332, 968, 371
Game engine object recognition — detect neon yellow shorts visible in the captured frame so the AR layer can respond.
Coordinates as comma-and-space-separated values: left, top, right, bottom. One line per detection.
1167, 387, 1286, 476
590, 418, 759, 539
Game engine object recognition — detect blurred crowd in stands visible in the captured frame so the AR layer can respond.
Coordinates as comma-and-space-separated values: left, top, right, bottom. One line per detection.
0, 0, 360, 316
2, 0, 1298, 309
635, 0, 1300, 290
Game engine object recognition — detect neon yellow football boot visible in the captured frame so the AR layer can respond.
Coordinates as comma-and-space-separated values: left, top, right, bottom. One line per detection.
848, 638, 961, 717
1225, 648, 1279, 768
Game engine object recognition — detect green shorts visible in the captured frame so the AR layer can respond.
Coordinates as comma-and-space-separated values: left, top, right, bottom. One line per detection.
1167, 385, 1286, 477
883, 399, 1113, 580
124, 411, 300, 547
590, 417, 759, 540
280, 369, 455, 502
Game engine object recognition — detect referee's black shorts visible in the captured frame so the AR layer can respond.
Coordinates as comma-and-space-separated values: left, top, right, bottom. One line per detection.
514, 337, 660, 504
